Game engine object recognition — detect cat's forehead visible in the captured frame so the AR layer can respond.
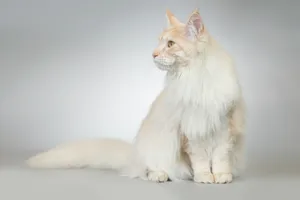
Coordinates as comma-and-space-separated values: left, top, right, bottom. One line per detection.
158, 26, 185, 40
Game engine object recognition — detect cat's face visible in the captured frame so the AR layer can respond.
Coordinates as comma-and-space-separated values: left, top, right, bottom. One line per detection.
152, 9, 207, 72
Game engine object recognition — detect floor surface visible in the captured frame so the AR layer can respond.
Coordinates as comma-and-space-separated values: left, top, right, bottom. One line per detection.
1, 153, 300, 200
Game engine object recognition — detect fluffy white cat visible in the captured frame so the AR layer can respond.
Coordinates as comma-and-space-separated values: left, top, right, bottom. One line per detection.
26, 9, 245, 184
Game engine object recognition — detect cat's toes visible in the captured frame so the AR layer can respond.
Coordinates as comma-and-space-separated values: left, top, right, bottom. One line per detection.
213, 173, 233, 184
147, 171, 169, 183
194, 172, 215, 184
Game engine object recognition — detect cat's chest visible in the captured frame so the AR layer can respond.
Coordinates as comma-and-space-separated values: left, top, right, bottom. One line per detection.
169, 69, 237, 136
179, 82, 228, 136
177, 71, 231, 109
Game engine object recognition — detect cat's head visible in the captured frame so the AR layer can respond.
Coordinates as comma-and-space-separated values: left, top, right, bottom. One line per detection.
152, 9, 209, 72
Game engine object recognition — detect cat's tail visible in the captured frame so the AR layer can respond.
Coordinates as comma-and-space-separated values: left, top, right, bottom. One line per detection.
26, 138, 133, 171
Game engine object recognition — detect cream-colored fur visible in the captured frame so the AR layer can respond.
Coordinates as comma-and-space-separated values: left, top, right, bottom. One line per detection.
26, 9, 245, 184
26, 138, 133, 170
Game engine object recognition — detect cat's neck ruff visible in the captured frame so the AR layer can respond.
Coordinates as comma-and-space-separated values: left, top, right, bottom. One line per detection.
164, 49, 211, 106
163, 47, 240, 137
164, 45, 239, 114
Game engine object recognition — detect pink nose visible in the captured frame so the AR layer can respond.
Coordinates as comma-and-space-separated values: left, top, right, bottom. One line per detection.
152, 52, 159, 58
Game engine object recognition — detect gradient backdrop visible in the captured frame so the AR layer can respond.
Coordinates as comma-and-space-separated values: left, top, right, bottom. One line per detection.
0, 0, 299, 172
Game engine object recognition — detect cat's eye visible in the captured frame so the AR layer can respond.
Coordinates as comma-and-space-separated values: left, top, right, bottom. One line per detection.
167, 40, 175, 48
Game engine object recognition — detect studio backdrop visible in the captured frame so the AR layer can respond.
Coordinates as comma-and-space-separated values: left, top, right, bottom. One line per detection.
0, 0, 299, 172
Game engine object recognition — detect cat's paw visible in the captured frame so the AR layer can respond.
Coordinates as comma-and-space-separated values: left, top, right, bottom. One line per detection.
147, 171, 169, 183
194, 172, 215, 184
213, 173, 233, 184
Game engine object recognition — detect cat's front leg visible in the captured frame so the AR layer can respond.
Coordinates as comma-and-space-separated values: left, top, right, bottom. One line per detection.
212, 131, 233, 184
186, 140, 215, 184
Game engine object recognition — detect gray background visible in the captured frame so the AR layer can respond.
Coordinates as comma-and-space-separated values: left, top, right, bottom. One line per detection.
0, 0, 299, 173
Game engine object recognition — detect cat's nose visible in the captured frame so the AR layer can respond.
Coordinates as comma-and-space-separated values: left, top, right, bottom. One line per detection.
152, 52, 159, 58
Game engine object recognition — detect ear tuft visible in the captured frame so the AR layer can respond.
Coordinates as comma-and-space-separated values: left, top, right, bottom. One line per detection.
185, 8, 204, 40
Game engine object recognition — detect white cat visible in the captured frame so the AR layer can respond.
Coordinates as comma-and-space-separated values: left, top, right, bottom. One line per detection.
26, 9, 245, 184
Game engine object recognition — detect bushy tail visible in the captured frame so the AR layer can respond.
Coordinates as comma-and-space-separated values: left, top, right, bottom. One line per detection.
26, 138, 133, 170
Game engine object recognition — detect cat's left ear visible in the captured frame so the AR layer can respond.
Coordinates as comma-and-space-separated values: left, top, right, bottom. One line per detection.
185, 9, 204, 40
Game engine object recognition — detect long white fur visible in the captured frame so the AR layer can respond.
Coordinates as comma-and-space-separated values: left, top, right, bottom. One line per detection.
26, 45, 243, 181
26, 10, 245, 184
26, 139, 133, 170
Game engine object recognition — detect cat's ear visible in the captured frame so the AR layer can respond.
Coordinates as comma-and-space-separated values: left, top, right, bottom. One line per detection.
185, 8, 204, 40
166, 9, 183, 27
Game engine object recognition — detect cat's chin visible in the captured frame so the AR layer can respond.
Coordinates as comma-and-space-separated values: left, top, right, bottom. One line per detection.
154, 63, 175, 72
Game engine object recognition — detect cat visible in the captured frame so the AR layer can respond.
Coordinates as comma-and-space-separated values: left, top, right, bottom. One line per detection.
26, 9, 245, 184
